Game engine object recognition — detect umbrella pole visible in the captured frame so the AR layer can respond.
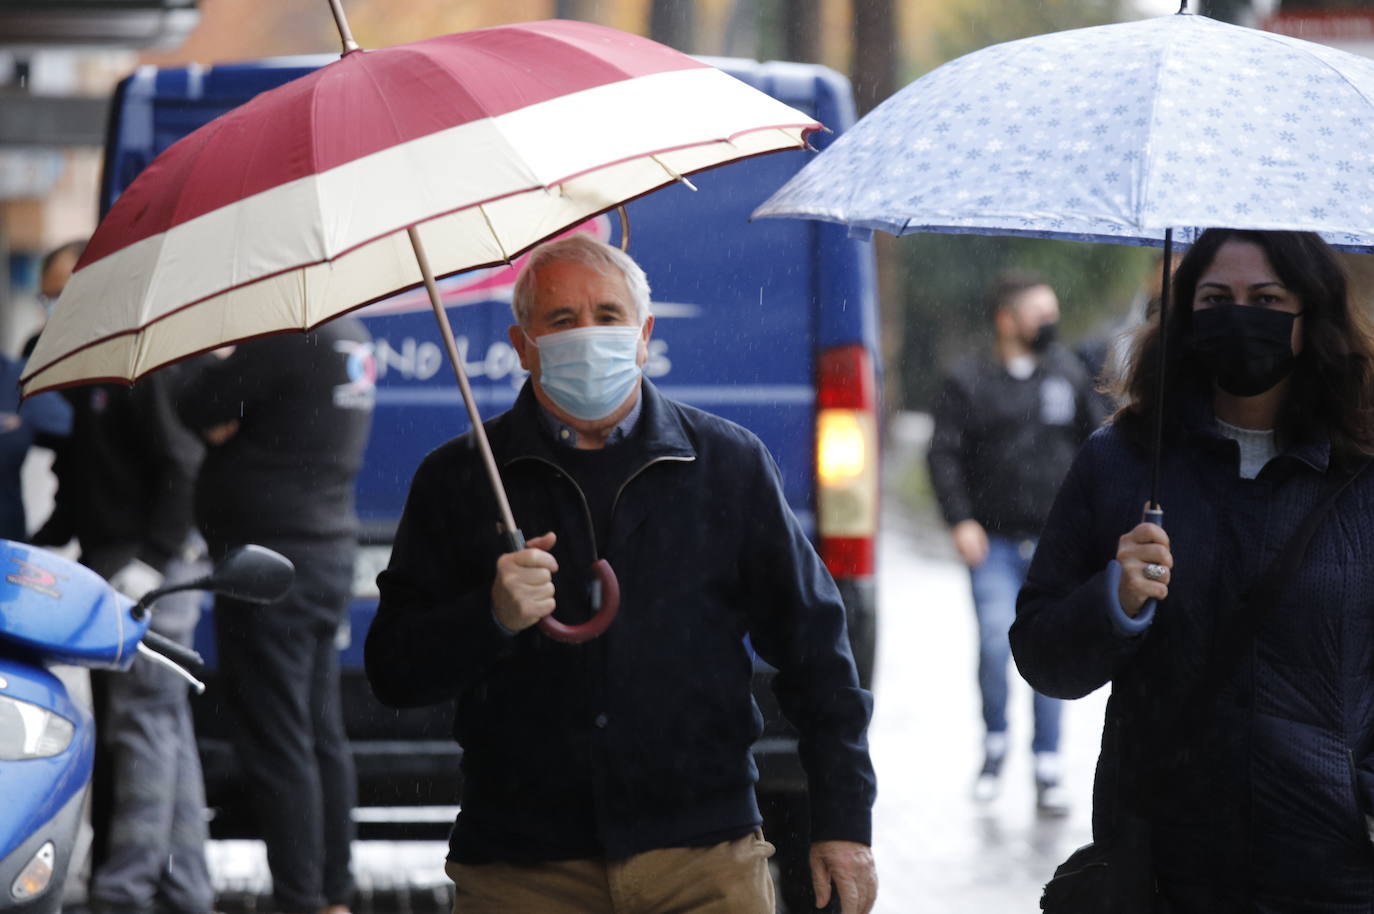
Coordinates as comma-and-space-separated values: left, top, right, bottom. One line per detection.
1145, 228, 1174, 527
325, 0, 361, 55
406, 226, 524, 551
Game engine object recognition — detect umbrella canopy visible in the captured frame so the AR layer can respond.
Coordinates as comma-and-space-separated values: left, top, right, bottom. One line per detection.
26, 15, 821, 644
754, 9, 1374, 523
23, 19, 818, 397
754, 11, 1374, 251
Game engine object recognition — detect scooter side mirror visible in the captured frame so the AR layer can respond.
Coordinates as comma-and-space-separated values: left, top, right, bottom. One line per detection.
201, 545, 296, 604
133, 545, 295, 617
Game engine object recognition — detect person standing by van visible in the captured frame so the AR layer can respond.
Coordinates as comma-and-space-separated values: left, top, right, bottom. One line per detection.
927, 270, 1105, 814
366, 236, 877, 914
30, 240, 213, 914
175, 318, 374, 914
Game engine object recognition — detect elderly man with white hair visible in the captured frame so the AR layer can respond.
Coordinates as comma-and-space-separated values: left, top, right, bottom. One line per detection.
366, 234, 877, 914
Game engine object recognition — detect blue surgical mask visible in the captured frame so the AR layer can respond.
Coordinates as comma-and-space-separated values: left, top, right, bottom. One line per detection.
527, 324, 644, 420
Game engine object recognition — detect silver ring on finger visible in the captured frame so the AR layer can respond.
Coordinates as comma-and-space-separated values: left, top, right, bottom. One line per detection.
1143, 562, 1168, 582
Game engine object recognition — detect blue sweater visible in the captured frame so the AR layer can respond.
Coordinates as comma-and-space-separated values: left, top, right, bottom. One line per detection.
1012, 408, 1374, 911
366, 381, 875, 863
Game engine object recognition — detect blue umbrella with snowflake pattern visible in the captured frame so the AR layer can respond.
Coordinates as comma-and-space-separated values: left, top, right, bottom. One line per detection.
754, 4, 1374, 519
756, 8, 1374, 251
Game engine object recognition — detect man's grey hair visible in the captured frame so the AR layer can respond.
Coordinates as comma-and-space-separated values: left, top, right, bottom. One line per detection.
511, 234, 652, 327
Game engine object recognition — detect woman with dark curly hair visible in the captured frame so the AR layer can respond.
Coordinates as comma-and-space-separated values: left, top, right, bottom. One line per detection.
1012, 228, 1374, 912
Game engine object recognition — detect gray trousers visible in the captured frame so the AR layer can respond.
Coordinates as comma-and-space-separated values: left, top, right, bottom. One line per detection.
89, 558, 213, 914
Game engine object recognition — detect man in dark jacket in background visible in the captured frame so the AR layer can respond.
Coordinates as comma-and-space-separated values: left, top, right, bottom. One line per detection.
927, 269, 1105, 815
365, 236, 877, 914
175, 317, 374, 914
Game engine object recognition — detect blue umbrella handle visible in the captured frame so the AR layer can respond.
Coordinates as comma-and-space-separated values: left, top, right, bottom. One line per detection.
1137, 505, 1165, 620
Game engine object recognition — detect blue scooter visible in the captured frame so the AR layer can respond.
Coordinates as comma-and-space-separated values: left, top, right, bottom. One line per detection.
0, 541, 294, 914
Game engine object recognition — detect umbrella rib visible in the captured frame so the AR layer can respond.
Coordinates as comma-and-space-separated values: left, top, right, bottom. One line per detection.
342, 51, 446, 260
477, 204, 511, 263
1266, 31, 1374, 129
308, 71, 332, 320
649, 155, 698, 191
1136, 24, 1174, 239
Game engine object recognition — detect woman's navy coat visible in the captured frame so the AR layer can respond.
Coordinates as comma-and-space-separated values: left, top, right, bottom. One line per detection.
1012, 410, 1374, 911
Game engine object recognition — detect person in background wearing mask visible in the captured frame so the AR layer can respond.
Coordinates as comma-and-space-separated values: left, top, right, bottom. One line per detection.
365, 235, 878, 914
1013, 229, 1374, 911
928, 269, 1106, 815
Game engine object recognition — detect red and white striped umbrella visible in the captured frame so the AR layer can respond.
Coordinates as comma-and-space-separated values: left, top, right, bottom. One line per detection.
24, 13, 819, 643
21, 18, 819, 397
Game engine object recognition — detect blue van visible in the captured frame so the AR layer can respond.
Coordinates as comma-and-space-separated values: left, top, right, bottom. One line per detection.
101, 51, 880, 909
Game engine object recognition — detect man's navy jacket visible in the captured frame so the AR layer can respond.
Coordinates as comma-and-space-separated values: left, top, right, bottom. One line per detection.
366, 380, 876, 864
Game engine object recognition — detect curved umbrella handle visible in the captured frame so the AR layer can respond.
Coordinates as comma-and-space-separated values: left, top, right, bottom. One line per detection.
538, 559, 620, 644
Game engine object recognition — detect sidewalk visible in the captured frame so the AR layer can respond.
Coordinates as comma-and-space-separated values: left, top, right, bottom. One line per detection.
868, 498, 1108, 912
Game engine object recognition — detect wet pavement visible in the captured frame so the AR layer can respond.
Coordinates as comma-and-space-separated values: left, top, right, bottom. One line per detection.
868, 506, 1107, 912
206, 490, 1110, 913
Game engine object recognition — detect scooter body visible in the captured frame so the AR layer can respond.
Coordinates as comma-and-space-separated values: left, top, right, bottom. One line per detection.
0, 538, 292, 914
0, 541, 148, 914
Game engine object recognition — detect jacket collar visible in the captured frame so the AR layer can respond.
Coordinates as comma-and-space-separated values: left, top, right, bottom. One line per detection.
536, 391, 643, 448
1180, 394, 1330, 474
497, 379, 695, 466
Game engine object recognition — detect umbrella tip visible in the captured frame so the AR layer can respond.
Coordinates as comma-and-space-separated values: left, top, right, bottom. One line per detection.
1177, 0, 1190, 12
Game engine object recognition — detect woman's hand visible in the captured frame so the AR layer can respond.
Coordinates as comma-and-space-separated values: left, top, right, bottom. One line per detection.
1116, 515, 1172, 616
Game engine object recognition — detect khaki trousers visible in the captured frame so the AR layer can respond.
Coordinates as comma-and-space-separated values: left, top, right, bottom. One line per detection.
445, 831, 776, 914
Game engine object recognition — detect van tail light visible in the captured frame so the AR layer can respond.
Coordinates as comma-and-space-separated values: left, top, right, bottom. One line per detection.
816, 344, 878, 578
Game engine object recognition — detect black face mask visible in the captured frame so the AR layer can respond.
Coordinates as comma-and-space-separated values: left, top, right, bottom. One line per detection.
1029, 321, 1058, 353
1190, 305, 1299, 397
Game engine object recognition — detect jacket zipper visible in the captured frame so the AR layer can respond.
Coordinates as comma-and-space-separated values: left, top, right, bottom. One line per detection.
610, 455, 696, 522
509, 455, 601, 555
506, 454, 695, 557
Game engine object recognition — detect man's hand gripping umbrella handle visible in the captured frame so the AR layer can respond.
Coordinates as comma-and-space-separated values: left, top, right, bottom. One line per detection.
502, 529, 620, 643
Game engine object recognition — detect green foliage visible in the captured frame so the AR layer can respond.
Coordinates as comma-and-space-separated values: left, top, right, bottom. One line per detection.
927, 0, 1124, 68
888, 0, 1153, 412
898, 235, 1156, 410
900, 0, 1129, 81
